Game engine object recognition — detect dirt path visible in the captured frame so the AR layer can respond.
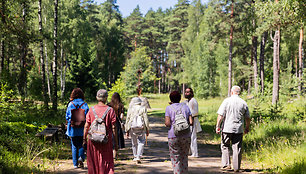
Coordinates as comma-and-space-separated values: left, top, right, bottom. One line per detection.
53, 110, 263, 174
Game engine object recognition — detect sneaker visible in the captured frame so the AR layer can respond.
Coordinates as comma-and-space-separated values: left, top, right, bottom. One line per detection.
74, 166, 78, 169
78, 157, 84, 169
220, 166, 231, 171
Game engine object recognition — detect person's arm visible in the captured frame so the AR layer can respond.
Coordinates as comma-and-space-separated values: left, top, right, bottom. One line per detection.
189, 115, 193, 126
216, 114, 224, 134
165, 116, 171, 127
244, 116, 251, 134
112, 122, 118, 150
125, 108, 131, 138
83, 122, 90, 146
83, 108, 91, 146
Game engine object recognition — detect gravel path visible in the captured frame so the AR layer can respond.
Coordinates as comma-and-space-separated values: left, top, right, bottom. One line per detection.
53, 110, 262, 174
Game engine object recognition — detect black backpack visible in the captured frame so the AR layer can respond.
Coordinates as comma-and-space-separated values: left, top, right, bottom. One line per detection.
70, 102, 86, 128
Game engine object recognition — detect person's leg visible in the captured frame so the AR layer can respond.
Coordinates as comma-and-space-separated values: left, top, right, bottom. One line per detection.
179, 137, 191, 174
168, 138, 179, 174
221, 133, 231, 169
232, 133, 243, 171
72, 136, 85, 168
137, 132, 145, 159
73, 136, 85, 161
71, 137, 78, 167
130, 130, 138, 159
190, 125, 198, 157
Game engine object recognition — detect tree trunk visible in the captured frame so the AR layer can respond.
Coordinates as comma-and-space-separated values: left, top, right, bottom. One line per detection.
18, 2, 28, 102
45, 42, 52, 101
0, 0, 5, 78
252, 36, 258, 92
0, 39, 3, 78
298, 27, 303, 96
60, 44, 64, 101
272, 28, 280, 105
228, 0, 234, 97
260, 32, 267, 93
39, 0, 48, 109
295, 53, 298, 77
60, 45, 67, 102
52, 0, 58, 111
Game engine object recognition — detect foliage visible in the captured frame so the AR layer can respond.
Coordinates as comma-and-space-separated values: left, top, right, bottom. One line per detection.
121, 47, 157, 95
108, 76, 127, 104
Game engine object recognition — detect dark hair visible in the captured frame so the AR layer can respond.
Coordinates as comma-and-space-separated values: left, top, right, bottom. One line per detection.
109, 92, 123, 116
70, 88, 85, 100
186, 87, 194, 98
169, 91, 181, 103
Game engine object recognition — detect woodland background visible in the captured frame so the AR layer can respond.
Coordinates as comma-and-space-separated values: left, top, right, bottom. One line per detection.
0, 0, 305, 173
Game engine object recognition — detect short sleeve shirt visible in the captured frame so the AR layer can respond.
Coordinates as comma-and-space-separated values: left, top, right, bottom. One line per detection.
165, 103, 192, 138
217, 95, 250, 134
185, 98, 199, 117
86, 105, 116, 136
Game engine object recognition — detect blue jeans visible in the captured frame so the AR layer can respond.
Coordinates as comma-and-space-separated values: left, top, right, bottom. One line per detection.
71, 136, 85, 166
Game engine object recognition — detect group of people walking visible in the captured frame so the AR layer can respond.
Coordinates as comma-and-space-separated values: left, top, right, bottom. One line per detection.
65, 85, 250, 174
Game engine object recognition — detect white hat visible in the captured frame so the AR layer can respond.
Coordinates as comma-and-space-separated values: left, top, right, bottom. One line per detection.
130, 97, 142, 105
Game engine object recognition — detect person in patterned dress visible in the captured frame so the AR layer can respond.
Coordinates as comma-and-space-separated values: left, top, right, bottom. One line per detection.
165, 91, 193, 174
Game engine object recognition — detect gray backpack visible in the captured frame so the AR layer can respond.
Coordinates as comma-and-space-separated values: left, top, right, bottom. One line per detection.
171, 104, 190, 136
88, 106, 111, 144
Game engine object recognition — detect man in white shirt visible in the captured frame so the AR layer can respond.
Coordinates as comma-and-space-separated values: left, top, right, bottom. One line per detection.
184, 87, 202, 157
216, 86, 251, 172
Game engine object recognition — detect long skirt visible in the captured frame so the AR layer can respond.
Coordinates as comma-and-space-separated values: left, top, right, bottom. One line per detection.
168, 137, 191, 174
87, 139, 114, 174
113, 118, 125, 149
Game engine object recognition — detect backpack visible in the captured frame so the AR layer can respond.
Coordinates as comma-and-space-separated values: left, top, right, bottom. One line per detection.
171, 104, 190, 136
130, 109, 145, 133
70, 102, 86, 128
88, 106, 111, 144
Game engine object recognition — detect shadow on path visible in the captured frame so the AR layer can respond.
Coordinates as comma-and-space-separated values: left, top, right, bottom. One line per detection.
54, 109, 264, 174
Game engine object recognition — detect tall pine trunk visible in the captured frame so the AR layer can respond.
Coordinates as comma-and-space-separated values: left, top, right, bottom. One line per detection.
39, 0, 48, 109
298, 27, 303, 96
260, 32, 267, 93
52, 0, 58, 111
272, 27, 280, 104
18, 2, 28, 102
253, 36, 258, 92
228, 0, 234, 97
0, 0, 5, 78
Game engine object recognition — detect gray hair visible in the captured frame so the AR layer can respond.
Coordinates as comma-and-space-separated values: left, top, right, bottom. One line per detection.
96, 89, 108, 103
231, 86, 241, 95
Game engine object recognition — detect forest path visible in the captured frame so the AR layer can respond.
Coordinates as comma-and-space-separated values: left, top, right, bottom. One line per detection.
53, 109, 263, 174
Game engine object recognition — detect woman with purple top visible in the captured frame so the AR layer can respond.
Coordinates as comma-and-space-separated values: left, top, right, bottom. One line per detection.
165, 91, 193, 174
